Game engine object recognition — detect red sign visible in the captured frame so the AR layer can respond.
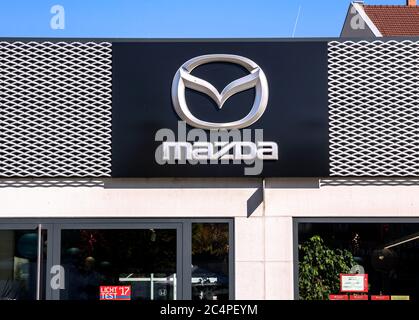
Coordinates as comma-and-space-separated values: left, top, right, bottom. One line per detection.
350, 294, 368, 300
100, 286, 131, 300
340, 274, 368, 293
371, 295, 390, 301
329, 294, 348, 300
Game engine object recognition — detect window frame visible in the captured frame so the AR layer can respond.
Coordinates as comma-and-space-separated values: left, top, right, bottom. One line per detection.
0, 218, 234, 300
293, 217, 419, 300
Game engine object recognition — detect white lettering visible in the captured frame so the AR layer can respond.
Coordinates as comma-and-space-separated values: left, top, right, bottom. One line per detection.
50, 5, 65, 30
155, 121, 279, 176
191, 142, 212, 160
162, 141, 278, 161
257, 141, 278, 160
50, 265, 65, 290
163, 142, 192, 161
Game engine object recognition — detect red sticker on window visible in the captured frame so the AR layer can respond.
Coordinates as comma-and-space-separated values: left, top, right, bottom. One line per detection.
350, 294, 368, 300
371, 295, 390, 301
329, 294, 348, 300
100, 286, 131, 300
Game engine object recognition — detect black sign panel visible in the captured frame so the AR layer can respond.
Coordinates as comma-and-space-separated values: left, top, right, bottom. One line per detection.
112, 41, 329, 177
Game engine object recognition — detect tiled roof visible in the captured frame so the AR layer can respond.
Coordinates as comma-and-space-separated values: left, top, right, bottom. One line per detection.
363, 5, 419, 36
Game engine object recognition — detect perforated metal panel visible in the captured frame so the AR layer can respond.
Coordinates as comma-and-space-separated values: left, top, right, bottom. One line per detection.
1, 40, 418, 178
328, 40, 419, 176
0, 41, 112, 177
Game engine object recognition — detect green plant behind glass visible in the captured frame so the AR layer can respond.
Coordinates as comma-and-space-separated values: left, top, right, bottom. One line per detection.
298, 235, 355, 300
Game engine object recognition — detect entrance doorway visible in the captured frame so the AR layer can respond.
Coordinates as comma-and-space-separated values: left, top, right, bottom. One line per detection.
0, 219, 233, 300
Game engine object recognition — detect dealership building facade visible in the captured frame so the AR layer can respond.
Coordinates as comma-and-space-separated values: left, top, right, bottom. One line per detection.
0, 38, 418, 300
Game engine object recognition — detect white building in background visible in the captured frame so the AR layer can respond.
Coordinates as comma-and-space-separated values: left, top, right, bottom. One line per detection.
341, 0, 419, 37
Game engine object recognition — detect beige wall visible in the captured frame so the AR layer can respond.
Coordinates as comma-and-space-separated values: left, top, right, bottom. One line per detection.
1, 178, 419, 299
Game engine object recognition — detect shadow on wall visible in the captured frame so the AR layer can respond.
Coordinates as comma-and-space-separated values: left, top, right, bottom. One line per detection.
1, 178, 418, 217
0, 177, 267, 216
247, 185, 263, 217
0, 177, 262, 189
0, 179, 105, 188
320, 179, 419, 187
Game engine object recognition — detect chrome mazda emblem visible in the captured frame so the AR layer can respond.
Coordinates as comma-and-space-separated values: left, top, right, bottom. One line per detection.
171, 54, 269, 130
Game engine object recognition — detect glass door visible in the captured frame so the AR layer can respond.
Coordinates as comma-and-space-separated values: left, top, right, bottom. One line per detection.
0, 223, 47, 300
54, 222, 182, 300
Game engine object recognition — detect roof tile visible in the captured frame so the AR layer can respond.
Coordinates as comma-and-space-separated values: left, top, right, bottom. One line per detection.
363, 5, 419, 36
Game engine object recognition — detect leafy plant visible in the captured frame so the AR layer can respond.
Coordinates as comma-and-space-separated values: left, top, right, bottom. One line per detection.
192, 224, 229, 257
298, 235, 355, 300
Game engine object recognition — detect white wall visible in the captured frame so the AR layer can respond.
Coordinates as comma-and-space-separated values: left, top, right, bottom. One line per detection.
340, 3, 376, 37
1, 178, 419, 299
0, 178, 261, 218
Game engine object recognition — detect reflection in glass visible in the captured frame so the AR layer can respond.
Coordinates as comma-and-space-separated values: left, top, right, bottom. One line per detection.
60, 229, 177, 300
298, 223, 419, 300
192, 223, 229, 300
0, 230, 40, 300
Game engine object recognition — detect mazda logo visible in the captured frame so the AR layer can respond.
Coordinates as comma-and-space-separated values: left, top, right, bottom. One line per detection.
171, 54, 269, 130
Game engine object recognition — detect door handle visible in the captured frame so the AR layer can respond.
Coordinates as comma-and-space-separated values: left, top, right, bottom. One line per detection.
36, 224, 42, 300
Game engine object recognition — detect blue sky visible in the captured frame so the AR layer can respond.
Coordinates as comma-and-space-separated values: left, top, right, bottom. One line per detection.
0, 0, 406, 38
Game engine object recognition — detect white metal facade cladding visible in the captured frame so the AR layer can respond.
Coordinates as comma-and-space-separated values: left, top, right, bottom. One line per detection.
0, 41, 112, 177
1, 40, 418, 178
328, 40, 419, 176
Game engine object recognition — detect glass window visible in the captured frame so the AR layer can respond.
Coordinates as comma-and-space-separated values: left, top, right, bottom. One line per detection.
298, 222, 419, 300
60, 229, 177, 300
191, 223, 229, 300
0, 230, 42, 300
